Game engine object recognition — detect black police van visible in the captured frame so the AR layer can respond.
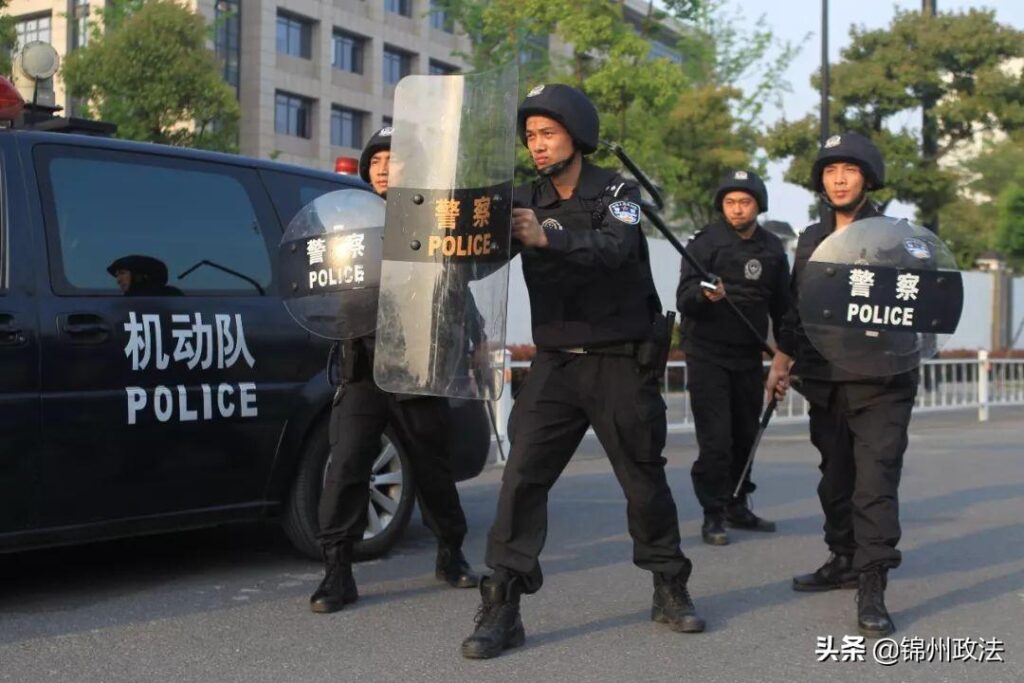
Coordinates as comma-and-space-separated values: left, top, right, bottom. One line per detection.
0, 109, 487, 561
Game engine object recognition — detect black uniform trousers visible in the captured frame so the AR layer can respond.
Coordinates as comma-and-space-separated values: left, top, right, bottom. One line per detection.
687, 357, 763, 513
486, 350, 691, 594
317, 376, 468, 550
802, 378, 916, 572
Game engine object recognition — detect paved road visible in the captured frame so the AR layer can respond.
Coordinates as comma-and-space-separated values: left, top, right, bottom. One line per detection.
1, 409, 1022, 683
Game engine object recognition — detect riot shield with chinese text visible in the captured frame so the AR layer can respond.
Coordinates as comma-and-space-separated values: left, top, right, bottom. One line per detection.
373, 62, 518, 400
798, 216, 964, 377
279, 189, 385, 340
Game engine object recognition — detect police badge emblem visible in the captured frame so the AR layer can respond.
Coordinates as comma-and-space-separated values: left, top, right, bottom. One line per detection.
609, 201, 641, 225
541, 217, 564, 231
527, 84, 545, 97
744, 259, 763, 280
903, 238, 932, 260
824, 135, 842, 148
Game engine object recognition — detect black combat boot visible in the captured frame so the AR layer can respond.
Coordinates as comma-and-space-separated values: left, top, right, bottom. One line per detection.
857, 568, 895, 637
436, 543, 482, 589
701, 512, 729, 546
460, 576, 526, 659
792, 552, 859, 592
725, 495, 777, 532
309, 544, 358, 614
652, 568, 706, 633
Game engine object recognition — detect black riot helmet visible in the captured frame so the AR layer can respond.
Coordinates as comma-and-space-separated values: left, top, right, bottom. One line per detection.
359, 126, 394, 184
517, 83, 600, 155
107, 255, 169, 285
713, 170, 768, 214
811, 132, 886, 193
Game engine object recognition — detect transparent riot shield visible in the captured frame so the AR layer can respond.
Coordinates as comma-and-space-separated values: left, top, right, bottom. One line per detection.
798, 216, 964, 377
373, 62, 518, 400
279, 189, 386, 339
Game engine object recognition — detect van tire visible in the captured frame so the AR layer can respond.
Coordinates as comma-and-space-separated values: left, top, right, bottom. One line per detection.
282, 418, 416, 561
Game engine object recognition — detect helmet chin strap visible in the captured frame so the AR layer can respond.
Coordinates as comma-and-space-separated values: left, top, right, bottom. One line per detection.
536, 147, 580, 178
819, 189, 867, 214
729, 218, 758, 233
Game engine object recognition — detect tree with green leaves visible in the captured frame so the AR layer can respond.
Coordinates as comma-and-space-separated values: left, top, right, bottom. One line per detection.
938, 134, 1024, 267
0, 0, 17, 77
765, 8, 1024, 229
62, 0, 239, 152
995, 172, 1024, 268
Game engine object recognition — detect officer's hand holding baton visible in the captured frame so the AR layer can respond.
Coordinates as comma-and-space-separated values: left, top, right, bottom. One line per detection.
701, 279, 726, 302
511, 208, 548, 248
766, 351, 793, 402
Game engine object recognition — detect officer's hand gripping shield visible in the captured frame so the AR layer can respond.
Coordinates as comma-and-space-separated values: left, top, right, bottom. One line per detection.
798, 216, 964, 377
278, 189, 386, 340
373, 63, 518, 400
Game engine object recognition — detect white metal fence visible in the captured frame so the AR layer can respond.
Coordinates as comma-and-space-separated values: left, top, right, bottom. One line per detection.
492, 351, 1024, 461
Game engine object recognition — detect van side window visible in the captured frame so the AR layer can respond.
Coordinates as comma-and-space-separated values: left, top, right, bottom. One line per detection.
260, 170, 349, 228
36, 146, 273, 296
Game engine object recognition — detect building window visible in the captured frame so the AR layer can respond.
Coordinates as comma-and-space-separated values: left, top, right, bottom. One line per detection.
383, 47, 412, 85
215, 0, 241, 95
276, 11, 312, 59
331, 107, 364, 148
332, 30, 364, 74
70, 2, 89, 50
275, 92, 313, 138
385, 0, 411, 17
428, 60, 458, 76
430, 0, 454, 33
15, 13, 52, 49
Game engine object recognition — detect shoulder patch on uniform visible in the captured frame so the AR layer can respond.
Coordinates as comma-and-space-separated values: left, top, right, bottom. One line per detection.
608, 201, 641, 225
686, 228, 705, 244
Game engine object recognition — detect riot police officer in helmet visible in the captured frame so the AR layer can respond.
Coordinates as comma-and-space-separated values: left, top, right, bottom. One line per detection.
767, 132, 910, 637
677, 170, 789, 546
461, 84, 704, 660
310, 126, 481, 614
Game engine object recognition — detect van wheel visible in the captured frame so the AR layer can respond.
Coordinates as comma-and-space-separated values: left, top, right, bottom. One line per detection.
282, 419, 416, 561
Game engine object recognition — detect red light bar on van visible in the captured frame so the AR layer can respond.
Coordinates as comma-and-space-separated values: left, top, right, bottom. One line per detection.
0, 76, 26, 121
335, 156, 359, 175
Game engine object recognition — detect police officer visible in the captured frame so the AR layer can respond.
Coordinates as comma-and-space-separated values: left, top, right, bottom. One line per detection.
309, 126, 481, 614
767, 132, 910, 637
107, 255, 183, 296
461, 84, 704, 660
677, 171, 789, 546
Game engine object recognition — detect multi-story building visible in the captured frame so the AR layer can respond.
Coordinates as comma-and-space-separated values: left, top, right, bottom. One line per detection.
5, 0, 681, 172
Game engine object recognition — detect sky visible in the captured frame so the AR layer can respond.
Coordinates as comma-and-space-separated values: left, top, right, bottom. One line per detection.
711, 0, 1024, 230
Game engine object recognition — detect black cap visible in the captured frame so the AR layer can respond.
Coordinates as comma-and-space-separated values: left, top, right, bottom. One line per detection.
359, 126, 394, 183
713, 170, 768, 213
811, 132, 885, 192
517, 84, 600, 154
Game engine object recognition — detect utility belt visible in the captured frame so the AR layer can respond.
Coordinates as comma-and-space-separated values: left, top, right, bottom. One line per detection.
557, 310, 676, 376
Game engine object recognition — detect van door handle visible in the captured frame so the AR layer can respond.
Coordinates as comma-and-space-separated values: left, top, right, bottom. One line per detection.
0, 314, 25, 346
59, 314, 112, 343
